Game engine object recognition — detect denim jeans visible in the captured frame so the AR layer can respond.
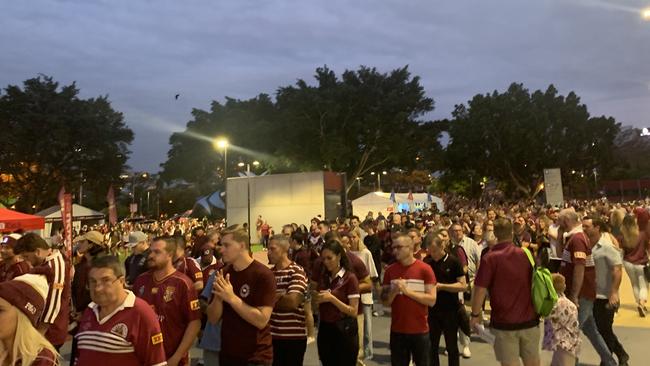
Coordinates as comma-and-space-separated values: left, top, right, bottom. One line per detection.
577, 298, 616, 366
363, 304, 373, 359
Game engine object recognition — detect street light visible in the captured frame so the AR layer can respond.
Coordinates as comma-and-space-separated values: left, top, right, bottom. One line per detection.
214, 137, 229, 187
239, 160, 261, 241
371, 171, 388, 191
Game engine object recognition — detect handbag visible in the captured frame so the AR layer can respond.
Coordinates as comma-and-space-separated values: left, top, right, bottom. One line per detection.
335, 316, 358, 337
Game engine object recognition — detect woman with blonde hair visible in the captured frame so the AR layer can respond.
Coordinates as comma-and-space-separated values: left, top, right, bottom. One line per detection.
620, 209, 650, 317
0, 274, 59, 366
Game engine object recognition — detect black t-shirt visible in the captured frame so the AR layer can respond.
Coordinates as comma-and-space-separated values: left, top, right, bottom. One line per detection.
125, 249, 150, 285
424, 254, 464, 312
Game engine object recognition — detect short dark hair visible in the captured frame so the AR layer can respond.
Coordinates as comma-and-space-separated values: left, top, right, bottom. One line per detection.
584, 215, 609, 233
90, 255, 125, 278
15, 233, 49, 253
152, 236, 178, 256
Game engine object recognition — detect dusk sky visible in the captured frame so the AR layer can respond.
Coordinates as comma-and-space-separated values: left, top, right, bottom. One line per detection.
2, 0, 649, 173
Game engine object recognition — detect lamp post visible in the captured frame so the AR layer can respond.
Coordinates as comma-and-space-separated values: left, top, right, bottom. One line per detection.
239, 161, 260, 240
370, 171, 388, 191
215, 137, 229, 188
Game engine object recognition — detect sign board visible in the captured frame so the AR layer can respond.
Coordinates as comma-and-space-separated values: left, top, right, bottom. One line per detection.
543, 168, 564, 206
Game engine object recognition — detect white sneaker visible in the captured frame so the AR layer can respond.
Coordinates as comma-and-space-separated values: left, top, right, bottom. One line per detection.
461, 346, 471, 358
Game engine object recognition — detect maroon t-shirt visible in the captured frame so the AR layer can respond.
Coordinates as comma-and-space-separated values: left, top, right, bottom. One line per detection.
0, 259, 30, 282
560, 231, 596, 300
175, 256, 203, 285
312, 251, 369, 315
220, 260, 277, 365
17, 348, 58, 366
291, 246, 319, 279
134, 270, 201, 365
474, 242, 538, 330
623, 231, 650, 265
317, 269, 360, 323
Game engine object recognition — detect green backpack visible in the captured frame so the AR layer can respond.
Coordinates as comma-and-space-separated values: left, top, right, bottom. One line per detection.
523, 247, 558, 317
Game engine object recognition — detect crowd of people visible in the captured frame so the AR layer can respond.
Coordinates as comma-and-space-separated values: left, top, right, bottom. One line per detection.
1, 197, 648, 366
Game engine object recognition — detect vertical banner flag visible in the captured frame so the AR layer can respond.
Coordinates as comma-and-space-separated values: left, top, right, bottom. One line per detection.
407, 190, 414, 212
106, 185, 117, 226
63, 193, 73, 258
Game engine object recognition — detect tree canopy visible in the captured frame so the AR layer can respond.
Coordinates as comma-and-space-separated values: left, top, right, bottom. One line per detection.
0, 75, 133, 211
445, 83, 620, 197
161, 65, 442, 193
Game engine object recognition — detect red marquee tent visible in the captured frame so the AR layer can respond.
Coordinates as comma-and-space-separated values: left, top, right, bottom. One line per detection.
0, 208, 45, 233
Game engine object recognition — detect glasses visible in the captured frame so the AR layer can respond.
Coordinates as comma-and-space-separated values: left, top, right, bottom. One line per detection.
87, 276, 122, 289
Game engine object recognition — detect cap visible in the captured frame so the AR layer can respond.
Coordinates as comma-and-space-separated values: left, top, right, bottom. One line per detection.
126, 231, 148, 247
1, 234, 21, 248
0, 274, 49, 326
82, 231, 105, 247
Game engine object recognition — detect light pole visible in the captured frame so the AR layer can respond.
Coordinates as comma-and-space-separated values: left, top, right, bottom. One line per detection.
239, 161, 260, 240
370, 171, 388, 191
215, 137, 229, 188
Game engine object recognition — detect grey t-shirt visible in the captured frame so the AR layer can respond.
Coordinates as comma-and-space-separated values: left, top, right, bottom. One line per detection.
592, 234, 623, 299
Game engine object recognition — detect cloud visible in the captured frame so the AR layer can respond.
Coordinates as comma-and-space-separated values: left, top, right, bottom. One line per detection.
1, 0, 649, 171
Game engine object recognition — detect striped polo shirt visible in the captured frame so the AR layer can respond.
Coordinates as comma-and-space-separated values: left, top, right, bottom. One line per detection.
270, 262, 308, 340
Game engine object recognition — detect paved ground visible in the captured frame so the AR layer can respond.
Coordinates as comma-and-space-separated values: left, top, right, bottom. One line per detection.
59, 250, 649, 365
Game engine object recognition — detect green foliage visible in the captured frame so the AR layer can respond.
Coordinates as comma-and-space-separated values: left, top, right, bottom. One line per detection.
161, 65, 440, 194
0, 75, 133, 211
445, 83, 620, 198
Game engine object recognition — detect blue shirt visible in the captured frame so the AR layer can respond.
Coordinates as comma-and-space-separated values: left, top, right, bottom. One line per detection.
199, 272, 221, 351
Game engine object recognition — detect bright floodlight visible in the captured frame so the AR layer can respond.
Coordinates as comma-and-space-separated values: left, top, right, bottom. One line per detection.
643, 7, 650, 20
214, 137, 229, 150
253, 161, 260, 166
238, 162, 245, 167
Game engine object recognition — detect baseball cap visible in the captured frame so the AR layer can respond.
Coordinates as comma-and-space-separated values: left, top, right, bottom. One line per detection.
126, 231, 148, 247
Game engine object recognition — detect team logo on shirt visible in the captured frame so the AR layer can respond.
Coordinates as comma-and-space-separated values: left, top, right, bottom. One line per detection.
190, 299, 200, 311
240, 284, 250, 298
151, 287, 158, 294
24, 302, 37, 315
110, 323, 128, 338
163, 286, 176, 302
151, 332, 163, 345
195, 272, 203, 280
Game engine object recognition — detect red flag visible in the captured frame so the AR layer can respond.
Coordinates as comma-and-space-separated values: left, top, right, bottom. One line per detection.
106, 185, 117, 226
62, 193, 73, 258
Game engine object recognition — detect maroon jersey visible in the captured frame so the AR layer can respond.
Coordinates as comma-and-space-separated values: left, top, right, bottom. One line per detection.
0, 259, 30, 282
560, 230, 596, 300
174, 256, 203, 285
271, 262, 308, 340
220, 260, 277, 365
37, 250, 71, 346
200, 259, 222, 287
134, 270, 201, 364
75, 291, 167, 366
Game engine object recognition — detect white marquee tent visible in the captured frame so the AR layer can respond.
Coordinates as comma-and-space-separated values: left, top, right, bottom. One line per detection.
351, 192, 444, 216
35, 204, 105, 237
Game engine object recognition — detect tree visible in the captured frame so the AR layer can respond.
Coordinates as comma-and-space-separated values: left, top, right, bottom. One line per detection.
608, 126, 650, 179
445, 83, 620, 198
161, 65, 440, 195
275, 65, 436, 192
0, 75, 133, 211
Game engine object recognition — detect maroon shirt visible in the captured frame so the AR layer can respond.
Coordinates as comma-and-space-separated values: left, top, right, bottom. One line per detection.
560, 231, 596, 300
37, 250, 71, 346
17, 348, 57, 366
317, 268, 360, 322
290, 246, 319, 279
220, 260, 277, 365
312, 251, 369, 315
0, 259, 30, 282
75, 291, 167, 366
134, 270, 201, 365
474, 242, 538, 330
623, 231, 650, 265
175, 256, 203, 285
